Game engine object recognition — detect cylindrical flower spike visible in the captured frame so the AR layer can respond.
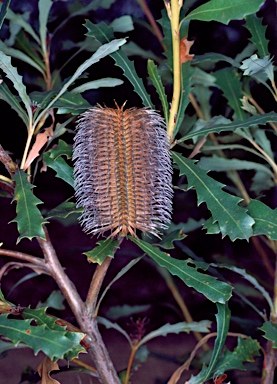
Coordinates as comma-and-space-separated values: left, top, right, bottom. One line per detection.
73, 104, 173, 238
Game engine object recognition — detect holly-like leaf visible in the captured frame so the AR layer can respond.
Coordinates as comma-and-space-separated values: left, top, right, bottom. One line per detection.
244, 14, 269, 58
214, 68, 247, 120
185, 0, 265, 24
177, 112, 277, 142
84, 238, 119, 265
147, 59, 169, 122
172, 152, 254, 241
0, 313, 85, 361
43, 152, 74, 188
158, 229, 187, 250
260, 321, 277, 348
37, 356, 60, 384
131, 238, 232, 304
248, 200, 277, 240
11, 170, 47, 242
85, 20, 153, 108
240, 54, 274, 83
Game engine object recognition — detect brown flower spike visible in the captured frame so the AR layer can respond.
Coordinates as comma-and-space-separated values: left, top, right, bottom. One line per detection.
73, 104, 173, 238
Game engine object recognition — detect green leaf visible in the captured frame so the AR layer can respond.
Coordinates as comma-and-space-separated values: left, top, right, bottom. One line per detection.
248, 200, 277, 240
52, 92, 91, 115
0, 81, 29, 126
198, 156, 273, 177
131, 238, 232, 304
139, 320, 211, 346
11, 170, 47, 242
214, 68, 247, 120
71, 77, 123, 94
0, 312, 85, 360
37, 291, 65, 310
46, 201, 82, 220
175, 62, 195, 136
158, 9, 173, 70
0, 41, 45, 75
260, 321, 277, 347
158, 229, 187, 250
193, 53, 240, 69
172, 152, 254, 241
106, 304, 151, 320
84, 239, 119, 265
0, 0, 11, 29
147, 59, 169, 122
211, 263, 273, 311
185, 0, 265, 24
0, 51, 32, 123
240, 54, 274, 83
244, 14, 269, 57
97, 316, 131, 344
6, 8, 40, 44
110, 15, 134, 33
214, 337, 260, 374
48, 140, 72, 160
43, 152, 74, 187
35, 38, 127, 125
188, 303, 231, 383
85, 20, 153, 108
38, 0, 52, 55
178, 112, 277, 142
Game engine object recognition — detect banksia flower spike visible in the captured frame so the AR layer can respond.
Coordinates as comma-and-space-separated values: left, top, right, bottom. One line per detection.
73, 104, 173, 238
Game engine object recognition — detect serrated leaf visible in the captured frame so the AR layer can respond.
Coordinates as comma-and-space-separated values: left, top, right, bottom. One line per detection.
71, 77, 123, 94
240, 54, 274, 83
43, 152, 74, 187
178, 112, 277, 142
46, 201, 82, 220
260, 321, 277, 347
193, 53, 240, 69
35, 38, 127, 123
214, 337, 260, 374
131, 238, 232, 303
214, 68, 247, 120
158, 9, 173, 70
0, 51, 32, 122
0, 81, 29, 126
140, 320, 211, 346
147, 59, 169, 122
11, 170, 47, 242
0, 314, 84, 360
172, 152, 254, 241
248, 200, 277, 240
84, 239, 119, 265
158, 229, 187, 250
187, 303, 230, 384
185, 0, 265, 24
47, 140, 72, 161
85, 20, 153, 108
245, 14, 269, 57
0, 0, 11, 29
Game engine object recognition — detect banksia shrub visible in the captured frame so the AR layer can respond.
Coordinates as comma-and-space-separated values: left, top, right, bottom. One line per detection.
73, 104, 173, 238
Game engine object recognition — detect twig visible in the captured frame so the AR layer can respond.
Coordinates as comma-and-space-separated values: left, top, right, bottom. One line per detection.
85, 256, 113, 318
137, 0, 165, 48
37, 227, 85, 325
0, 248, 46, 267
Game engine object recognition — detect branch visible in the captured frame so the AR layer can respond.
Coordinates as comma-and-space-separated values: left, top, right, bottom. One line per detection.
37, 227, 85, 325
0, 248, 46, 266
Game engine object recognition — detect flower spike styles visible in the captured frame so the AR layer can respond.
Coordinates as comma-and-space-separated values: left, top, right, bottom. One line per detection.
73, 104, 173, 238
